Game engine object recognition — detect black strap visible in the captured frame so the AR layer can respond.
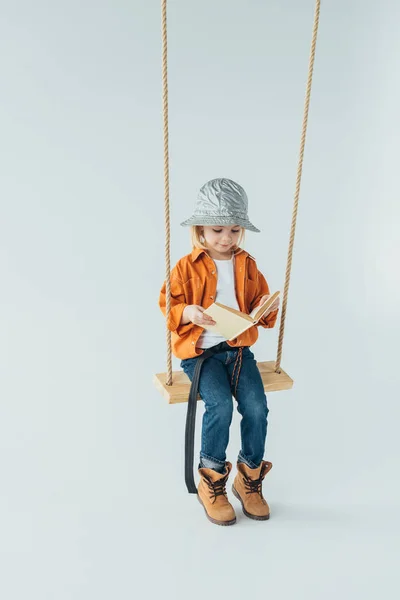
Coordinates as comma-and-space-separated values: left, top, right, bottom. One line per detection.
184, 342, 230, 494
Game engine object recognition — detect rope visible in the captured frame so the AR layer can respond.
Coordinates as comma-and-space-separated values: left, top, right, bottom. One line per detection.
275, 0, 321, 373
160, 0, 321, 380
161, 0, 172, 385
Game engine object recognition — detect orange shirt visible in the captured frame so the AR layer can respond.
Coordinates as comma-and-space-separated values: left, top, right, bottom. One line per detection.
159, 247, 278, 359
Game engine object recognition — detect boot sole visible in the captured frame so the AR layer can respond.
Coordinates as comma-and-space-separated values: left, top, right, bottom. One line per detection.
232, 485, 270, 521
197, 494, 237, 526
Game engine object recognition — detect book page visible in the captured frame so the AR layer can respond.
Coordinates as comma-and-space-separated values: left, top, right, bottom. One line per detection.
249, 290, 280, 322
212, 303, 253, 322
202, 303, 253, 340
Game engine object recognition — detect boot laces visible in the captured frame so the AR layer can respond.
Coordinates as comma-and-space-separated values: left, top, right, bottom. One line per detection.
205, 475, 228, 502
244, 475, 263, 496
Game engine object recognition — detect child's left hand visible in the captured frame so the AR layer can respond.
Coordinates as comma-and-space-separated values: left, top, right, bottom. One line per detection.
258, 294, 280, 315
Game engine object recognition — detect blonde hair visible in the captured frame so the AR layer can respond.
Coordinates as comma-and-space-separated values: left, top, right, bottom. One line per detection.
190, 225, 245, 250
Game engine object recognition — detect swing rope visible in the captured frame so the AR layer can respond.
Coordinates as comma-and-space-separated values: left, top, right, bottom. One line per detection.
161, 0, 172, 385
275, 0, 321, 373
161, 0, 321, 384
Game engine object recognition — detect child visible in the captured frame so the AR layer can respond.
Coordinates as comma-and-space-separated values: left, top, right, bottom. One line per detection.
159, 178, 279, 526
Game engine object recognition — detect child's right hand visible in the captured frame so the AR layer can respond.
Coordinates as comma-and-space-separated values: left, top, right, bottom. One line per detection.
182, 305, 216, 327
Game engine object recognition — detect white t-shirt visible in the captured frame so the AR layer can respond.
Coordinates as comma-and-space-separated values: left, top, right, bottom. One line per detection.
197, 256, 240, 349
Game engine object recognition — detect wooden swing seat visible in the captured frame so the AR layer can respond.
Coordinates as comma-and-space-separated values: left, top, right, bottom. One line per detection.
154, 361, 293, 404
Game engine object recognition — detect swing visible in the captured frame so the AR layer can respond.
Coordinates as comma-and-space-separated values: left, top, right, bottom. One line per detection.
154, 0, 321, 405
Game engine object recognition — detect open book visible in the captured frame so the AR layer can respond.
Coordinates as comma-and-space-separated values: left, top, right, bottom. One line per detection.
202, 291, 280, 341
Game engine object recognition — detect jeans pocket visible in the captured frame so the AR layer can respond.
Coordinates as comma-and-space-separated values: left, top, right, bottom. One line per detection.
180, 357, 196, 374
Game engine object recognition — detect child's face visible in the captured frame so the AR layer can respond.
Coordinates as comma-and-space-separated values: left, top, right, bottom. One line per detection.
202, 225, 241, 259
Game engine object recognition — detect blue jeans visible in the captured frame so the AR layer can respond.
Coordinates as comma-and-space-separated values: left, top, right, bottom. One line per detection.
181, 345, 269, 473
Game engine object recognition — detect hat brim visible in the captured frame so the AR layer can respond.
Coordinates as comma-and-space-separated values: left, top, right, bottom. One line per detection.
180, 215, 260, 233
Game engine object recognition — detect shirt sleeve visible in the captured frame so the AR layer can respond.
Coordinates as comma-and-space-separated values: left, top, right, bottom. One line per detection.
159, 269, 194, 337
249, 269, 279, 330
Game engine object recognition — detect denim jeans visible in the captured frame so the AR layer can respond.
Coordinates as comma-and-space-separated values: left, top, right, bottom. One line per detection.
181, 344, 269, 473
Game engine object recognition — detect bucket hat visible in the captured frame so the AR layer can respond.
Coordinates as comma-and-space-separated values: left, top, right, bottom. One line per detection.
180, 178, 260, 232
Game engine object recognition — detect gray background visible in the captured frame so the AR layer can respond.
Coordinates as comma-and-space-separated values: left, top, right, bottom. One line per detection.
1, 0, 399, 598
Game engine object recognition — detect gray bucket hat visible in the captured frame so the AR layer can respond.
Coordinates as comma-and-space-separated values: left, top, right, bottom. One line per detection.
180, 178, 260, 232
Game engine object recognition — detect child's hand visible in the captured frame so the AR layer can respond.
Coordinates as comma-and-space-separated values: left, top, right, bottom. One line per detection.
258, 294, 280, 315
183, 305, 216, 327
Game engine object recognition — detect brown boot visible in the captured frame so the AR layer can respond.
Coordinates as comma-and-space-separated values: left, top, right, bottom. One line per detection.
232, 461, 273, 521
197, 461, 236, 526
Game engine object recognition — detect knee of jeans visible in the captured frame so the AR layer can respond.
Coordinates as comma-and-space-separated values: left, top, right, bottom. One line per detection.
206, 396, 233, 421
243, 393, 268, 419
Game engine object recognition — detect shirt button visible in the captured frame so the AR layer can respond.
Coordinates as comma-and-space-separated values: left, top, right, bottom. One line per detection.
210, 295, 214, 300
211, 270, 215, 274
191, 341, 195, 345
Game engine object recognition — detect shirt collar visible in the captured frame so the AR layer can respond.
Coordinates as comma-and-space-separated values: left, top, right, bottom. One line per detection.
190, 246, 248, 262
